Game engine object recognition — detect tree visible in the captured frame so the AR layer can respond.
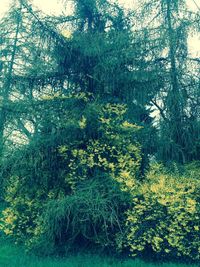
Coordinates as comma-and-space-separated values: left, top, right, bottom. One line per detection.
133, 0, 200, 163
0, 0, 23, 157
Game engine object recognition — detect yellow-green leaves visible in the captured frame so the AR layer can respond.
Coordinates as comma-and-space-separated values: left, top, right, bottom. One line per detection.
58, 103, 141, 192
1, 101, 142, 253
124, 165, 200, 260
78, 116, 87, 129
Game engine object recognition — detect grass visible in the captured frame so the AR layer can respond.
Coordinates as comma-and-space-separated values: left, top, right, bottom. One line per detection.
0, 240, 199, 267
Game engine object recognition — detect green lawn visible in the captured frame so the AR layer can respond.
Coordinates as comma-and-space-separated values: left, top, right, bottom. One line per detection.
0, 240, 199, 267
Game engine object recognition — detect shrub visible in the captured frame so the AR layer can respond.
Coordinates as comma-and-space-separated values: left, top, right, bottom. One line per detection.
124, 163, 200, 260
1, 98, 142, 253
0, 175, 45, 241
28, 177, 130, 254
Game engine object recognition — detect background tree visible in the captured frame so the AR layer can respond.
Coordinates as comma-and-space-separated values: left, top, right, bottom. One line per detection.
132, 0, 200, 163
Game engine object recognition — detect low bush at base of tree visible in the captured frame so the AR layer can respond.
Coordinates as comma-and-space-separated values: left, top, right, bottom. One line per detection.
123, 163, 200, 261
0, 96, 142, 254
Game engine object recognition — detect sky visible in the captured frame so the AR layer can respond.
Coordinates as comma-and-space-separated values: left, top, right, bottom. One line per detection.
0, 0, 199, 56
1, 0, 199, 15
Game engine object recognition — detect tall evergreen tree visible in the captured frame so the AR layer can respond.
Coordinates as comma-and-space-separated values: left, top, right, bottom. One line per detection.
133, 0, 200, 163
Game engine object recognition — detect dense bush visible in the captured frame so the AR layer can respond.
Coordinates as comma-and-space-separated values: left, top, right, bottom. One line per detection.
0, 96, 142, 253
1, 175, 41, 239
3, 93, 200, 260
124, 164, 200, 260
28, 177, 130, 254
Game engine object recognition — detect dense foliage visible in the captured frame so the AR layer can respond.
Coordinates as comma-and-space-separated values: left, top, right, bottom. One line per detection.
124, 164, 200, 260
1, 97, 141, 254
0, 0, 199, 262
